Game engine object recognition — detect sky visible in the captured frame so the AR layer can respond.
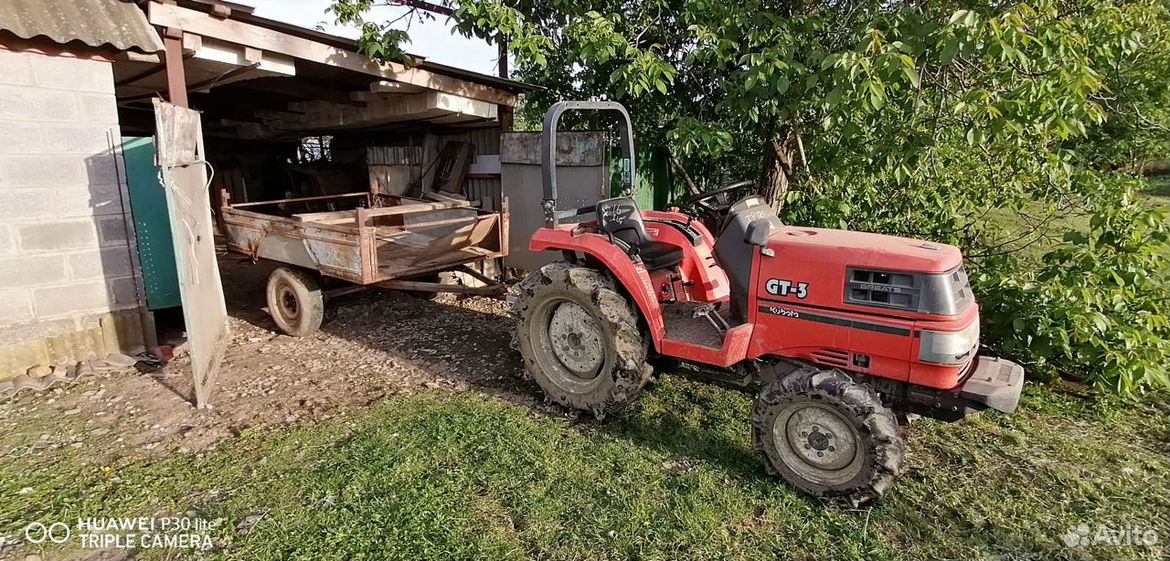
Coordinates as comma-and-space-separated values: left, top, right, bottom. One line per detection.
240, 0, 499, 75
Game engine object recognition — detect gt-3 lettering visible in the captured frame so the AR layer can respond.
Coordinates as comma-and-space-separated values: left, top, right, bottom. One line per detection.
765, 278, 809, 299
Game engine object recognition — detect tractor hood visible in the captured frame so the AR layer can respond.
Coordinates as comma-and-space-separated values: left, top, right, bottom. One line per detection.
768, 226, 963, 273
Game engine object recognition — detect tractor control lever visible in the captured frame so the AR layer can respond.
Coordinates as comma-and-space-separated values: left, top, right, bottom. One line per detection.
693, 304, 729, 334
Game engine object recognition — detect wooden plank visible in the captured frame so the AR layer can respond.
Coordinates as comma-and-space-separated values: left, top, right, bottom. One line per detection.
499, 197, 510, 258
379, 215, 479, 231
222, 207, 360, 236
163, 27, 188, 107
376, 230, 434, 249
293, 209, 356, 221
375, 279, 502, 296
274, 91, 496, 131
357, 207, 377, 284
231, 191, 369, 208
236, 77, 367, 107
377, 246, 499, 279
147, 2, 519, 107
309, 217, 357, 226
411, 215, 498, 265
370, 80, 423, 94
356, 200, 472, 221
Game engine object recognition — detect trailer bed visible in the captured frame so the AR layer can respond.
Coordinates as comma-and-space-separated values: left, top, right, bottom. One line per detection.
220, 192, 508, 285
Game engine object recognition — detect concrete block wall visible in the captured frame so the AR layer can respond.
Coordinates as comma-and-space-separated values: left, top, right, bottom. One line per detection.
0, 48, 146, 377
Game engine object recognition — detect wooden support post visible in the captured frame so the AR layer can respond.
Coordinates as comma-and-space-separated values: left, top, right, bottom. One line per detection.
498, 38, 509, 79
163, 27, 188, 107
356, 207, 378, 284
499, 197, 510, 257
497, 37, 514, 131
499, 105, 514, 132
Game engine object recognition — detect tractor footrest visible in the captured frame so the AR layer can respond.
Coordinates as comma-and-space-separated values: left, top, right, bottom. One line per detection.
661, 302, 731, 349
959, 356, 1025, 413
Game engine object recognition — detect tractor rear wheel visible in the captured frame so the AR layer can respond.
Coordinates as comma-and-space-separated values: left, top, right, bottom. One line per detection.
751, 368, 904, 506
510, 262, 652, 419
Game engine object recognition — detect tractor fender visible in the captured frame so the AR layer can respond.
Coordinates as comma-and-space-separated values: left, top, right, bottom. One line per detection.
530, 227, 667, 347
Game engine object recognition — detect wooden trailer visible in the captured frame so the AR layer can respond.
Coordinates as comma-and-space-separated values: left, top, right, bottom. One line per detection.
220, 189, 508, 336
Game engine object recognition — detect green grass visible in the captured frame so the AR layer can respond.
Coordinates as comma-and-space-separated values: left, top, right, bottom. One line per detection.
2, 378, 1167, 561
1142, 175, 1170, 208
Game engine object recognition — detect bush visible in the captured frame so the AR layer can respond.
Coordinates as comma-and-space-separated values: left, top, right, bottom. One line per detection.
977, 183, 1170, 394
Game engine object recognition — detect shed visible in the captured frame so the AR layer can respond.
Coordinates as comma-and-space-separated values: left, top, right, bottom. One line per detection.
0, 0, 536, 385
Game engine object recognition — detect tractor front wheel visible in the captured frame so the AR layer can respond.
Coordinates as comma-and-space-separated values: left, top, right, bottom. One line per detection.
510, 262, 652, 419
752, 368, 904, 506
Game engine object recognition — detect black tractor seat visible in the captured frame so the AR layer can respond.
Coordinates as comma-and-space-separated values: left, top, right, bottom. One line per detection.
713, 195, 783, 322
595, 197, 684, 271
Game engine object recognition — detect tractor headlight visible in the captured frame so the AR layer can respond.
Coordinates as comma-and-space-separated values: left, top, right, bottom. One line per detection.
919, 321, 980, 365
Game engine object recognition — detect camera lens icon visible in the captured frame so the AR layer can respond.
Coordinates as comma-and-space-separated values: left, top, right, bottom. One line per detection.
24, 522, 71, 544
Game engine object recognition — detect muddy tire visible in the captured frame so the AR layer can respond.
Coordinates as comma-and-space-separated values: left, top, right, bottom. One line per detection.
266, 266, 324, 337
751, 368, 904, 506
510, 262, 652, 419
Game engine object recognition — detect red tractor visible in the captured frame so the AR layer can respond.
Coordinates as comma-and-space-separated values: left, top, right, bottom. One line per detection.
511, 101, 1024, 505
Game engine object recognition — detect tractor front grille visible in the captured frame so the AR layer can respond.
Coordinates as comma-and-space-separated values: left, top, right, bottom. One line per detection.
844, 264, 972, 317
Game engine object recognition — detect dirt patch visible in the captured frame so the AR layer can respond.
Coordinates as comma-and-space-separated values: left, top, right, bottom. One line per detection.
0, 253, 535, 465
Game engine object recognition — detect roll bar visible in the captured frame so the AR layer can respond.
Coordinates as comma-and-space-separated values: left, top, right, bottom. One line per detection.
540, 100, 636, 227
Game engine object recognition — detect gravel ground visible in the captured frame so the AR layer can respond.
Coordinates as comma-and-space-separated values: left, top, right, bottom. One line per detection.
0, 254, 539, 465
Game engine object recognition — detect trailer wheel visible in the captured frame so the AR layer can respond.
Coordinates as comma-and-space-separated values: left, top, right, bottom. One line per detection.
266, 266, 324, 337
752, 368, 904, 506
510, 262, 652, 419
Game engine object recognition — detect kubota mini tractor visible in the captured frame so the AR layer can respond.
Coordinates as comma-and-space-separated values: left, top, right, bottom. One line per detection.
511, 101, 1024, 505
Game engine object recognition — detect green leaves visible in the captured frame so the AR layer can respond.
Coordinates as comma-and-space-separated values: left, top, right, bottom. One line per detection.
980, 179, 1170, 396
948, 9, 979, 28
902, 65, 921, 88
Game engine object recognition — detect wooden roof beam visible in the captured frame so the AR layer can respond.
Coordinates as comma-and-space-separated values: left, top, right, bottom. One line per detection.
147, 1, 520, 107
262, 91, 497, 132
235, 78, 367, 107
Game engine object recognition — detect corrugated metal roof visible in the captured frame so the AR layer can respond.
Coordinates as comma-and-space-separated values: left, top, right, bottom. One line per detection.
0, 0, 164, 53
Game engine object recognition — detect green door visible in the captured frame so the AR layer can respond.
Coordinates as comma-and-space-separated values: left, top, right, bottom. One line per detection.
123, 137, 181, 310
611, 146, 677, 210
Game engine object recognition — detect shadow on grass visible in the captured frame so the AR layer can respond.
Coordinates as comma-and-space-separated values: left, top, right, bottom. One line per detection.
212, 251, 776, 486
1141, 174, 1169, 193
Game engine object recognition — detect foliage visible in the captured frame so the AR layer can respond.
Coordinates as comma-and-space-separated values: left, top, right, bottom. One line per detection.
328, 0, 417, 61
333, 0, 1170, 394
980, 181, 1170, 394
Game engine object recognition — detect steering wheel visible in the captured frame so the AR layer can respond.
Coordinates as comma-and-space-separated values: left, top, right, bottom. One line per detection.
681, 180, 755, 217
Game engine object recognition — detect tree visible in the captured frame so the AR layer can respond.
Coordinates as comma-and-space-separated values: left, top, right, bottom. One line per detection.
333, 0, 1170, 394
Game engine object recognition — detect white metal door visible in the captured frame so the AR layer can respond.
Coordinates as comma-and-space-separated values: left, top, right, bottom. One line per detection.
152, 99, 228, 407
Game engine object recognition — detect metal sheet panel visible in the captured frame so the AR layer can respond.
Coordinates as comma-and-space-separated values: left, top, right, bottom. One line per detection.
466, 176, 501, 210
153, 99, 228, 408
500, 131, 604, 166
438, 127, 504, 210
501, 131, 609, 271
0, 0, 164, 53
